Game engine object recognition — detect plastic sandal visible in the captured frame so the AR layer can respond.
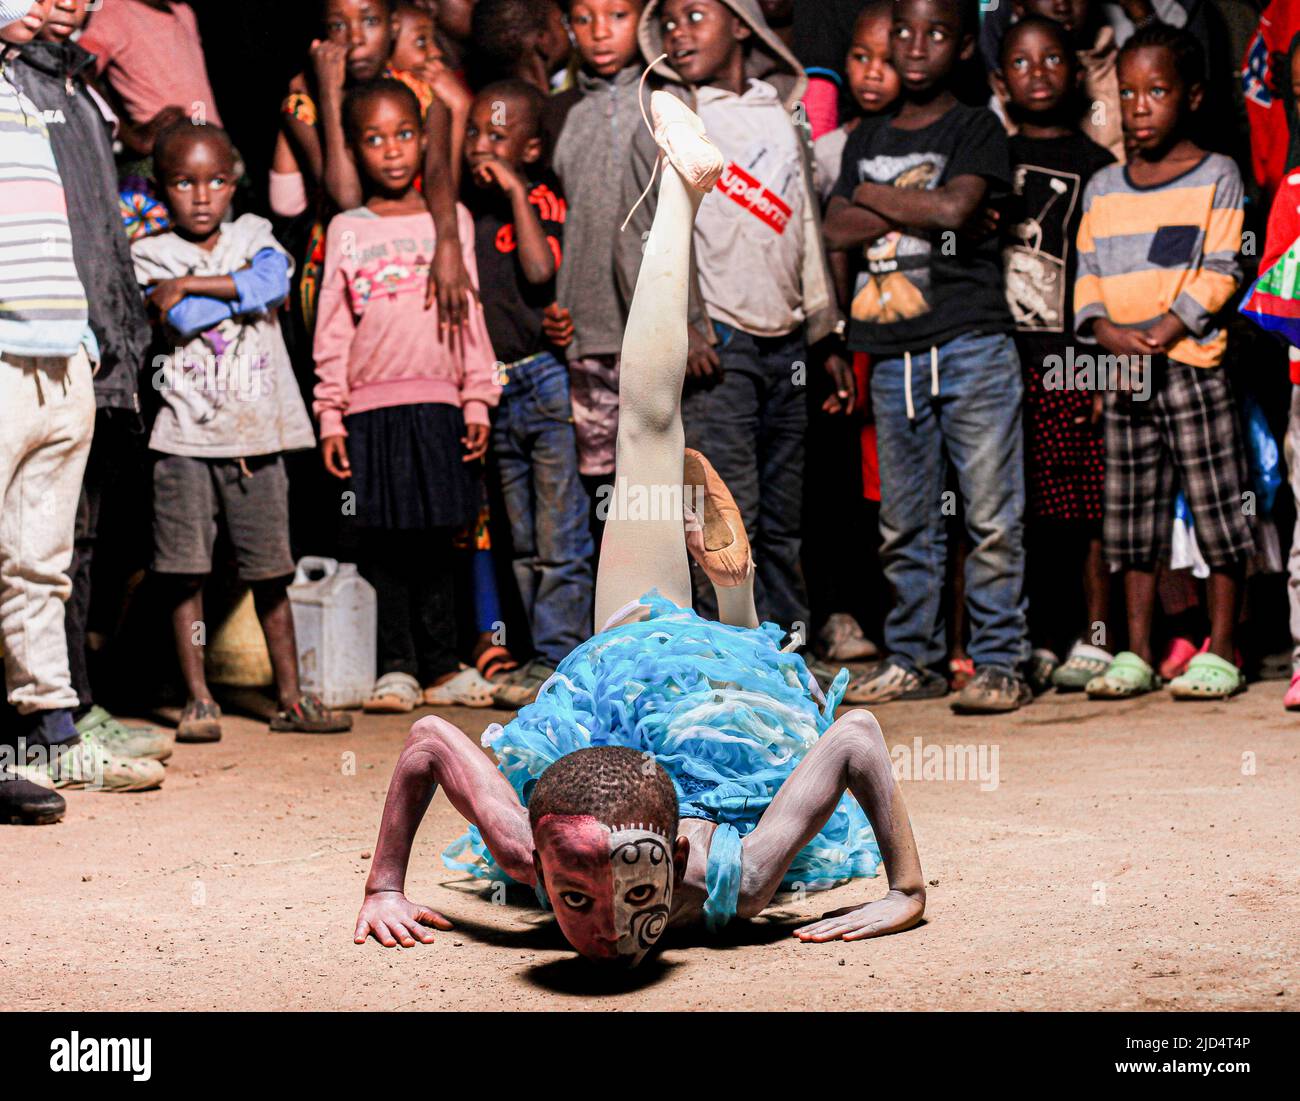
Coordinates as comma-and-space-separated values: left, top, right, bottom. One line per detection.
1159, 637, 1201, 681
1086, 651, 1161, 699
474, 644, 519, 683
1026, 649, 1060, 695
1284, 671, 1300, 711
270, 694, 353, 733
1051, 643, 1113, 692
948, 656, 975, 691
363, 672, 422, 714
424, 666, 496, 708
1169, 652, 1245, 701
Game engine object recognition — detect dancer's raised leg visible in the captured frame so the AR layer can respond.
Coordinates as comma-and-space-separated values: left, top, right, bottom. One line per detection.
594, 95, 720, 630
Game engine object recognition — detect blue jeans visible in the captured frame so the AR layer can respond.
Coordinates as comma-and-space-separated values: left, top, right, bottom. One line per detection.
492, 352, 594, 665
871, 331, 1028, 674
682, 323, 810, 632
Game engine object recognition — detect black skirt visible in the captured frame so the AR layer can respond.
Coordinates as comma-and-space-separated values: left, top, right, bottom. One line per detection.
344, 402, 478, 530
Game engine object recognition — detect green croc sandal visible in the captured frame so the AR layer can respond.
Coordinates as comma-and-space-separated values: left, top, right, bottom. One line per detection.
1169, 652, 1245, 701
1051, 643, 1113, 692
1086, 651, 1161, 699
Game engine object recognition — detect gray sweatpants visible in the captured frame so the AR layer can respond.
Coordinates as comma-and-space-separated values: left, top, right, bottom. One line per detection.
0, 347, 95, 714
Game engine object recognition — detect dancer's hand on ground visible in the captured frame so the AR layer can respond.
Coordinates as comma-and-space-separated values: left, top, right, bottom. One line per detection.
322, 436, 351, 479
426, 235, 475, 335
792, 889, 924, 943
462, 422, 490, 462
822, 354, 856, 416
687, 324, 721, 379
354, 890, 453, 948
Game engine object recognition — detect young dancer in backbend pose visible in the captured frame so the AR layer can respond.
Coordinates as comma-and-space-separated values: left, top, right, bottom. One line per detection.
353, 92, 926, 967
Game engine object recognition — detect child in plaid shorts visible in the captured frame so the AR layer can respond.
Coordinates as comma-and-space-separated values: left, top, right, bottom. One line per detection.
1072, 25, 1253, 701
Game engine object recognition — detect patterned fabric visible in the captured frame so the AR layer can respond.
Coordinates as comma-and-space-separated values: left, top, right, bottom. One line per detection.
119, 188, 170, 241
1075, 155, 1244, 369
1021, 352, 1105, 523
1103, 361, 1254, 568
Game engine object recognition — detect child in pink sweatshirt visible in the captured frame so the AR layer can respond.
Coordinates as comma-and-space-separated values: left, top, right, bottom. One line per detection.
313, 78, 500, 713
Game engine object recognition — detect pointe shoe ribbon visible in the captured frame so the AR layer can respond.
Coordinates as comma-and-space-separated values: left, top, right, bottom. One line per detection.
650, 90, 725, 194
684, 448, 752, 588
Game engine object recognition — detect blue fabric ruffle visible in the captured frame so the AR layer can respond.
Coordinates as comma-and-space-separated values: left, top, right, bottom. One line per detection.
442, 592, 881, 898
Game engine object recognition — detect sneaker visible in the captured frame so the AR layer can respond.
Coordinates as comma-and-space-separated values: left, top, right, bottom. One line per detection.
0, 765, 66, 825
491, 659, 557, 710
76, 706, 174, 762
15, 737, 165, 793
843, 660, 948, 704
951, 667, 1032, 713
177, 698, 223, 743
270, 694, 353, 733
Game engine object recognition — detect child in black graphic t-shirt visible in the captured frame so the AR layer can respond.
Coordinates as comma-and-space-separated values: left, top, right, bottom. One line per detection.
463, 79, 594, 703
993, 16, 1115, 693
823, 0, 1030, 714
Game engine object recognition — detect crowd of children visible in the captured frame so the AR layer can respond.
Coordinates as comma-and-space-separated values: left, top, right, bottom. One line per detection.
4, 0, 1300, 827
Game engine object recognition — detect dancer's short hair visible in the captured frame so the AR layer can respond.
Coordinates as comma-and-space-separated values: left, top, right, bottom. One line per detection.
529, 747, 679, 837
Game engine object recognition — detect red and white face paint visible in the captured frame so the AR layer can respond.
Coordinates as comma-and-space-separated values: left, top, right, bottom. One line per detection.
534, 815, 674, 967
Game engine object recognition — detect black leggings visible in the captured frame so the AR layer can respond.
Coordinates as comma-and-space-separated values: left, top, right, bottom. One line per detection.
359, 529, 458, 684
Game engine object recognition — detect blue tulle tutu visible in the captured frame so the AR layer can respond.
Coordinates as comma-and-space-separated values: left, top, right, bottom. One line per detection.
442, 592, 881, 895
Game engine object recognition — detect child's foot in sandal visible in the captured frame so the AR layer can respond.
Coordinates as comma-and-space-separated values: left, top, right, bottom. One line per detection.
1158, 636, 1201, 681
424, 666, 496, 708
1168, 652, 1245, 701
472, 639, 519, 683
1086, 651, 1160, 699
363, 672, 422, 714
271, 694, 353, 733
1051, 642, 1113, 692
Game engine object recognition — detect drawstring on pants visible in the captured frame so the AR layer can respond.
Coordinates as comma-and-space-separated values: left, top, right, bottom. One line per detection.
902, 346, 940, 422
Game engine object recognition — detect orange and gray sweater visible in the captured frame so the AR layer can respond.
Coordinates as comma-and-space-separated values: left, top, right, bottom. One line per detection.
1074, 154, 1244, 368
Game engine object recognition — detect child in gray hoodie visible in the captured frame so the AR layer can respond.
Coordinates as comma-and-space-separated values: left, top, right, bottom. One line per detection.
550, 0, 646, 485
614, 0, 838, 636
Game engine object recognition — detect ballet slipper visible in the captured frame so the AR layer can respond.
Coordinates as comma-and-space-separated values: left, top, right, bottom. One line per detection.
683, 448, 751, 588
650, 91, 724, 193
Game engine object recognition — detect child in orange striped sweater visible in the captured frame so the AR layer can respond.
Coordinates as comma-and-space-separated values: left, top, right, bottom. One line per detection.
1073, 25, 1251, 702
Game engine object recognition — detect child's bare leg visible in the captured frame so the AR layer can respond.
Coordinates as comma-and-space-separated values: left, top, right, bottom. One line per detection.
1124, 567, 1157, 663
252, 577, 299, 708
736, 708, 925, 941
1206, 566, 1243, 662
593, 165, 704, 629
169, 577, 211, 702
1084, 535, 1109, 639
357, 716, 534, 947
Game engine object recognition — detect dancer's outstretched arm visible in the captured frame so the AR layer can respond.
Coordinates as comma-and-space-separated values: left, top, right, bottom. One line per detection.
355, 717, 534, 948
737, 709, 925, 941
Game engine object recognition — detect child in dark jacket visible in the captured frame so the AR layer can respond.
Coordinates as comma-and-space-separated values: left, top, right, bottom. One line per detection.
9, 0, 170, 758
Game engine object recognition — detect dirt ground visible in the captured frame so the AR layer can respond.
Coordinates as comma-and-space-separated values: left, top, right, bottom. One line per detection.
3, 681, 1296, 1012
